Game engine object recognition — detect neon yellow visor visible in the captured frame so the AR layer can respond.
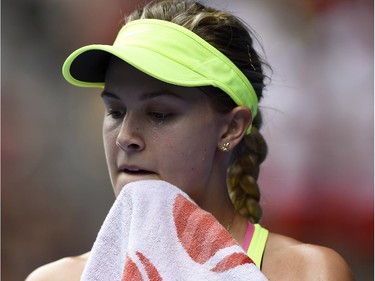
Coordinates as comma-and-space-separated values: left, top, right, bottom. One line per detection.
62, 19, 258, 132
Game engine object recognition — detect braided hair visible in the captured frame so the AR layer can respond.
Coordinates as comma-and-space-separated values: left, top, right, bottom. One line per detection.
126, 0, 269, 223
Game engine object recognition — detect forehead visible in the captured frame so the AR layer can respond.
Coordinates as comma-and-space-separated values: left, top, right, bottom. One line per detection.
104, 56, 209, 101
105, 56, 163, 87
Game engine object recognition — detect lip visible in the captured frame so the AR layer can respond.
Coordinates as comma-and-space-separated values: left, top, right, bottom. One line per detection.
118, 164, 151, 173
118, 164, 153, 174
115, 165, 158, 195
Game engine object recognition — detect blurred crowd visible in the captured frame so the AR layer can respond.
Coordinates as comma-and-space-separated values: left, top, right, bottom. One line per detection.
2, 0, 373, 280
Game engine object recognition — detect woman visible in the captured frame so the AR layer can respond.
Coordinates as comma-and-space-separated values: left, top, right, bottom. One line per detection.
26, 0, 353, 280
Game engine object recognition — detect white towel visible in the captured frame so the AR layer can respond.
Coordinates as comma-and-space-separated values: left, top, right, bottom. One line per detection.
81, 180, 268, 280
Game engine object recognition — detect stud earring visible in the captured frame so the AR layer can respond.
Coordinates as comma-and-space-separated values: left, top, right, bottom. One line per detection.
221, 142, 230, 152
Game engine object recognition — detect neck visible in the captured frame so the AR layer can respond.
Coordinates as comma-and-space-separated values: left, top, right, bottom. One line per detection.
193, 173, 234, 224
202, 191, 249, 246
192, 152, 248, 245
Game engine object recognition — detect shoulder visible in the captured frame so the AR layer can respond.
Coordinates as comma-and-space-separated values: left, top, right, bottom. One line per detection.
262, 232, 354, 281
25, 252, 89, 281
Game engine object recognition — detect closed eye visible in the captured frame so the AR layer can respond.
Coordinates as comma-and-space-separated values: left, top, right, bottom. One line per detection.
107, 109, 125, 119
149, 112, 172, 120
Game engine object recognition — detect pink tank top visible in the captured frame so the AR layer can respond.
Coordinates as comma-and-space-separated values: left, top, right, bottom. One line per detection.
242, 223, 269, 269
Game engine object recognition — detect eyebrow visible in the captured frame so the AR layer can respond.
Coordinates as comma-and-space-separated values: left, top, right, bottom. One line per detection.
101, 90, 120, 100
140, 90, 183, 101
100, 89, 184, 101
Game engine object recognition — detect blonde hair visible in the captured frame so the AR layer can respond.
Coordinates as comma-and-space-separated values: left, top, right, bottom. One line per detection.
126, 0, 269, 223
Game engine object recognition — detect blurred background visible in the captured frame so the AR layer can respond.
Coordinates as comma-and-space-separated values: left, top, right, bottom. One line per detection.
2, 0, 373, 280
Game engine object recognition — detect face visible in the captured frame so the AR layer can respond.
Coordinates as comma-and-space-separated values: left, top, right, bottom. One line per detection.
102, 57, 229, 203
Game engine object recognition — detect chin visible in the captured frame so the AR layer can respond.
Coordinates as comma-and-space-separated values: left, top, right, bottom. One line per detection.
113, 186, 122, 197
113, 178, 149, 197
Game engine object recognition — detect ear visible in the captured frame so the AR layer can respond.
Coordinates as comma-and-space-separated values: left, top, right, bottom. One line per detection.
218, 106, 252, 151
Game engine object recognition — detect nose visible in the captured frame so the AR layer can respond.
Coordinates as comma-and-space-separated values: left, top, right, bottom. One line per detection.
116, 116, 145, 152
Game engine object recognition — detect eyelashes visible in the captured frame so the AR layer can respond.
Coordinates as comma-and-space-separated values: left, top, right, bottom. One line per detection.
107, 109, 126, 119
106, 108, 174, 123
148, 112, 173, 120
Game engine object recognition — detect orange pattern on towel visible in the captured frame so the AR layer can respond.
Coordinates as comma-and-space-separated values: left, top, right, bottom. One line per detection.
211, 252, 253, 273
121, 193, 255, 280
173, 194, 253, 272
136, 251, 163, 281
122, 255, 143, 280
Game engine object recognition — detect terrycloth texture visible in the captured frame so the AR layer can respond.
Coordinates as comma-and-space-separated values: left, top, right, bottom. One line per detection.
81, 180, 268, 280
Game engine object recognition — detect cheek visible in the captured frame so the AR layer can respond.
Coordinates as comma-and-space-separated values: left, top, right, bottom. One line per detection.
103, 124, 119, 169
163, 133, 215, 177
162, 145, 214, 200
